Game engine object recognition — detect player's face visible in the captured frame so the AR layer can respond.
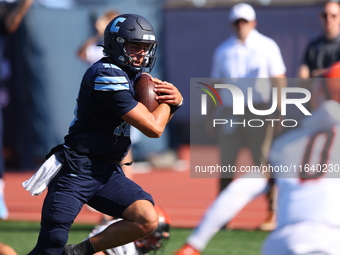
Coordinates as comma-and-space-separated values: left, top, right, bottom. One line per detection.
320, 2, 340, 35
125, 42, 152, 66
232, 19, 256, 41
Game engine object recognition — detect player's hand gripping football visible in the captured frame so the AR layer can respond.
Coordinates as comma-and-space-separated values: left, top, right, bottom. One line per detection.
152, 78, 183, 107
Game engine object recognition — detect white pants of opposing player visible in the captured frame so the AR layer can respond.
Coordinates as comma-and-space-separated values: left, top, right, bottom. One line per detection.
262, 221, 340, 255
187, 173, 268, 251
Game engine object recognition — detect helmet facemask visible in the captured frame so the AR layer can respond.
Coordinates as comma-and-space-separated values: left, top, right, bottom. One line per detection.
103, 14, 158, 73
134, 227, 170, 254
134, 205, 171, 255
121, 39, 158, 73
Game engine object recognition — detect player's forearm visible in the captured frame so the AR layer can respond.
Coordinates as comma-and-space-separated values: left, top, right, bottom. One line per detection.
146, 103, 171, 137
123, 103, 170, 138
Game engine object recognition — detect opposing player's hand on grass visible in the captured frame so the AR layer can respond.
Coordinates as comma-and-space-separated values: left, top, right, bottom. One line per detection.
153, 79, 183, 106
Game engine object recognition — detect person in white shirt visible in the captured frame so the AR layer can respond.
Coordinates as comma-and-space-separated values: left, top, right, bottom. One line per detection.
213, 2, 286, 231
211, 5, 286, 79
262, 62, 340, 255
174, 4, 286, 254
211, 1, 286, 190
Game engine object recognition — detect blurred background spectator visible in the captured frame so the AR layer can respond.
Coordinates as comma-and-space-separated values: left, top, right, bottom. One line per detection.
76, 9, 119, 64
209, 2, 286, 231
0, 0, 33, 220
298, 0, 340, 79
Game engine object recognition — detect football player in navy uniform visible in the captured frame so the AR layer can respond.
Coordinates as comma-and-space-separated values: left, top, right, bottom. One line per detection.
25, 13, 183, 255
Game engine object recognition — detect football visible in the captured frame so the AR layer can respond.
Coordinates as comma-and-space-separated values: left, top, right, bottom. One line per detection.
134, 73, 160, 112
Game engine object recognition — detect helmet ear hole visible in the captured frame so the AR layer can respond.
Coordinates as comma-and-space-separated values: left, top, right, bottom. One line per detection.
116, 36, 125, 44
118, 55, 126, 63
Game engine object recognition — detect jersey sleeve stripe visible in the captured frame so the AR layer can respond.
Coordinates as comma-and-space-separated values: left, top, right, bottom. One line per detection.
95, 76, 128, 84
94, 84, 129, 91
94, 76, 129, 91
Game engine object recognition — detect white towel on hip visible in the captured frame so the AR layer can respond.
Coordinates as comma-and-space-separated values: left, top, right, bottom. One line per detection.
22, 154, 63, 196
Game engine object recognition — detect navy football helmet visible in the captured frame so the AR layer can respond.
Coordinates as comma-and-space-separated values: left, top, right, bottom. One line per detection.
102, 13, 158, 73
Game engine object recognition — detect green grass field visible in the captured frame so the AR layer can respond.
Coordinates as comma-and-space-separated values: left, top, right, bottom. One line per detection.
0, 221, 269, 255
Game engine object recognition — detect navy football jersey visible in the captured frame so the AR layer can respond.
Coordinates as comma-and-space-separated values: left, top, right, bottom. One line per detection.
64, 57, 140, 161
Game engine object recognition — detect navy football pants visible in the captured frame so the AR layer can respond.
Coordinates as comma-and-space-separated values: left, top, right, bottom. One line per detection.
27, 148, 153, 255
